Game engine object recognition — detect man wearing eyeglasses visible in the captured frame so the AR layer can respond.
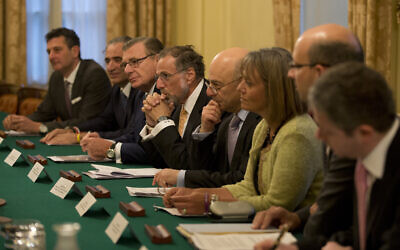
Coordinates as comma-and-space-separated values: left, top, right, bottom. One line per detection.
2, 27, 111, 134
78, 37, 164, 164
140, 45, 210, 170
153, 48, 260, 188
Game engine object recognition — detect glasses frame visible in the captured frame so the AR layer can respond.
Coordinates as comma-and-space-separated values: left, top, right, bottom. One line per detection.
205, 77, 242, 94
120, 54, 154, 69
156, 69, 187, 82
289, 61, 331, 69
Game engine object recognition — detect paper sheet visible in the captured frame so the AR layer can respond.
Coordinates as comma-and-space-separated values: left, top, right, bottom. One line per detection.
5, 130, 40, 136
83, 165, 159, 179
153, 205, 205, 217
48, 155, 113, 163
126, 187, 169, 197
178, 223, 279, 234
191, 232, 297, 250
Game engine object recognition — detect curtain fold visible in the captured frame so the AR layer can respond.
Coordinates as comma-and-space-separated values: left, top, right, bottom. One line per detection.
0, 0, 27, 85
272, 0, 300, 53
348, 0, 392, 85
106, 0, 172, 46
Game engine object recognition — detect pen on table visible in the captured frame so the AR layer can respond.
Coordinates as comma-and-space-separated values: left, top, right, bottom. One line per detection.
271, 224, 289, 250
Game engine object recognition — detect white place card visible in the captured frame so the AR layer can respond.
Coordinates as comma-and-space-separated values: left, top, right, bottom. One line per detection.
0, 137, 3, 144
105, 212, 129, 244
4, 149, 21, 167
50, 177, 75, 199
75, 192, 97, 216
27, 162, 44, 182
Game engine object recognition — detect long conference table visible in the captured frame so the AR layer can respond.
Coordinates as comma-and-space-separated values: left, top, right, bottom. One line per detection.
0, 114, 207, 249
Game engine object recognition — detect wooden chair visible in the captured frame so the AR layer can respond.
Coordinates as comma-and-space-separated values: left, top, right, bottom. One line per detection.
0, 82, 20, 114
17, 86, 47, 116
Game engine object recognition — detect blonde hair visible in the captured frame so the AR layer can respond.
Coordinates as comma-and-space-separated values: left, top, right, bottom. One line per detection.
241, 47, 304, 125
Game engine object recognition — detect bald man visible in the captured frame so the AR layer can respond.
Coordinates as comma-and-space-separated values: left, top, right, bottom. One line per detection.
253, 24, 364, 250
153, 48, 260, 188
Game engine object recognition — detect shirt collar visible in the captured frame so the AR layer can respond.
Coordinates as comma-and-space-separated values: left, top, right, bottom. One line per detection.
236, 109, 249, 122
121, 82, 131, 98
147, 82, 157, 95
64, 61, 81, 84
182, 78, 204, 115
363, 118, 399, 179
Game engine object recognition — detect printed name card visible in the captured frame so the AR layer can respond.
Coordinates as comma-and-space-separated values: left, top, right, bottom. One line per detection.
75, 192, 97, 216
105, 212, 129, 244
50, 177, 75, 199
27, 162, 44, 182
4, 149, 21, 167
0, 137, 3, 144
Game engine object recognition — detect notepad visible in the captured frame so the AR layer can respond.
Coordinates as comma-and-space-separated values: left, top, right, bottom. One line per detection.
191, 233, 296, 250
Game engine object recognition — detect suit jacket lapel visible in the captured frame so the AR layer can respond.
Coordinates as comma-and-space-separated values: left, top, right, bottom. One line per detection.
231, 112, 259, 169
70, 60, 86, 116
366, 126, 400, 239
183, 83, 209, 139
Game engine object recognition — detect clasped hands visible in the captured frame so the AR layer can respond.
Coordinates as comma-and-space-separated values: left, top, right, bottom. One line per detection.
141, 93, 174, 127
2, 114, 41, 133
80, 132, 112, 160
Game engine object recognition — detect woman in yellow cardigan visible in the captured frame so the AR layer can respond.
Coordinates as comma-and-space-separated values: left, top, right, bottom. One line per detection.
162, 47, 323, 214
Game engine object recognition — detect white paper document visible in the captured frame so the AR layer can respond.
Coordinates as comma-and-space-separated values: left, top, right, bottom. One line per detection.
48, 155, 113, 163
4, 149, 21, 167
75, 192, 97, 216
178, 223, 279, 234
83, 164, 159, 179
153, 205, 204, 217
5, 130, 40, 136
50, 177, 75, 199
126, 187, 169, 197
191, 232, 297, 250
105, 212, 129, 244
27, 162, 44, 182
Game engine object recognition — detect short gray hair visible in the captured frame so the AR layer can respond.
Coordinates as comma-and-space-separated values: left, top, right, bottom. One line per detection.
122, 37, 164, 56
309, 62, 395, 134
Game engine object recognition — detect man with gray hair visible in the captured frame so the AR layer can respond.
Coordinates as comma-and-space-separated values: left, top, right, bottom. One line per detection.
140, 45, 210, 171
80, 37, 164, 164
308, 62, 400, 250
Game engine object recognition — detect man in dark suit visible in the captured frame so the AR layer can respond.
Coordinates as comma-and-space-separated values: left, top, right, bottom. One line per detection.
2, 27, 111, 133
41, 36, 133, 145
308, 62, 400, 250
141, 45, 210, 170
153, 47, 260, 188
79, 37, 164, 164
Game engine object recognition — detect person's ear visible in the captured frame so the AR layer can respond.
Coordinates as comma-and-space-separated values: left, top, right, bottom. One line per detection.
314, 64, 327, 77
354, 124, 375, 143
71, 45, 80, 58
184, 67, 196, 83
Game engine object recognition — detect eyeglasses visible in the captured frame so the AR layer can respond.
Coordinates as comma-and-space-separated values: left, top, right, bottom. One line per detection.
289, 61, 330, 69
156, 69, 186, 82
205, 77, 242, 94
120, 54, 154, 69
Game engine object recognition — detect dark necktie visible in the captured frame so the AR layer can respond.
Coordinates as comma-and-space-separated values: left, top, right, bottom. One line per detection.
227, 114, 241, 165
355, 160, 368, 250
120, 91, 128, 114
64, 80, 72, 117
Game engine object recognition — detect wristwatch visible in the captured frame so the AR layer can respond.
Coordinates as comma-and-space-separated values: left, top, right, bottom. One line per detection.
157, 116, 170, 123
39, 124, 48, 134
106, 143, 116, 159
